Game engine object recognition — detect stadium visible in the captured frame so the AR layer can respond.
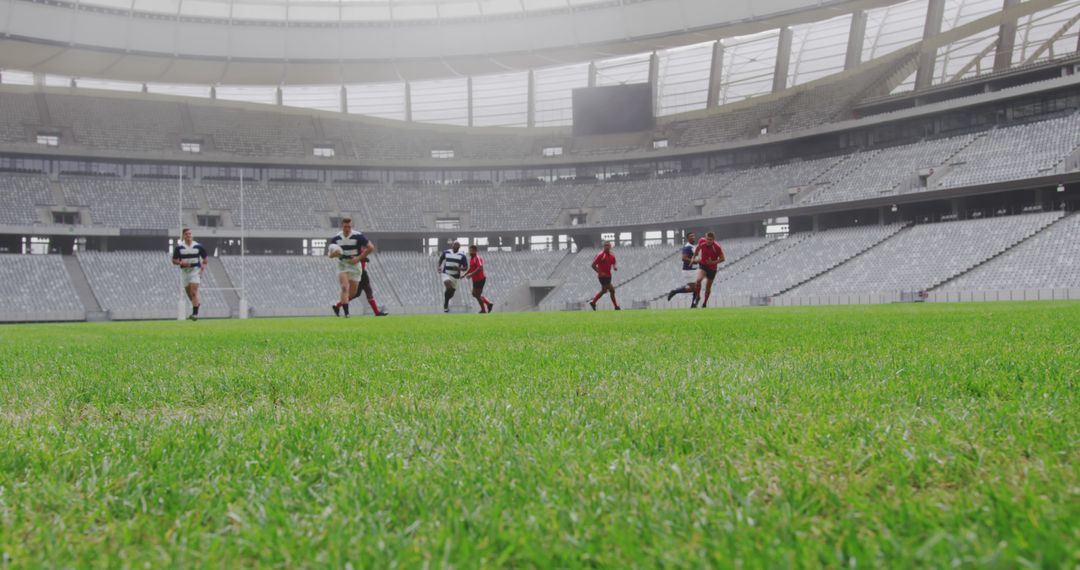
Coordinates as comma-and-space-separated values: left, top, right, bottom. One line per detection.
0, 0, 1077, 566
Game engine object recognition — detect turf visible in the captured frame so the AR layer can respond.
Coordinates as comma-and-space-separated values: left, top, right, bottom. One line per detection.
0, 302, 1077, 568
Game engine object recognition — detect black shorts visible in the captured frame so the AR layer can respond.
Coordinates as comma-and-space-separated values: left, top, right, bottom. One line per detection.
598, 276, 612, 288
701, 267, 717, 281
350, 270, 372, 299
472, 278, 486, 294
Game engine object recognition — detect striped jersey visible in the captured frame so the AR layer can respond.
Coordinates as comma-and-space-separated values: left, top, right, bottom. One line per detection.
172, 241, 208, 269
329, 231, 369, 260
439, 249, 468, 277
681, 242, 697, 271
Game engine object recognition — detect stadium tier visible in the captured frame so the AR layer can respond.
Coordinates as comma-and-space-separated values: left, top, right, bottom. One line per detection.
0, 174, 52, 225
0, 51, 908, 162
4, 107, 1080, 234
710, 224, 905, 299
77, 251, 230, 319
937, 212, 1080, 292
782, 211, 1065, 299
0, 254, 84, 321
2, 211, 1069, 321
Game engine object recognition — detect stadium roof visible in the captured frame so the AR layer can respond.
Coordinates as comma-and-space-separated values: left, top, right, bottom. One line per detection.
0, 0, 893, 82
1, 0, 1078, 128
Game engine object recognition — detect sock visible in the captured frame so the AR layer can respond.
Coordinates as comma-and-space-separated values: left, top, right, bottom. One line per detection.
703, 290, 711, 305
367, 298, 380, 313
335, 301, 343, 309
343, 303, 350, 316
444, 289, 453, 308
591, 292, 603, 303
481, 296, 491, 306
192, 305, 199, 315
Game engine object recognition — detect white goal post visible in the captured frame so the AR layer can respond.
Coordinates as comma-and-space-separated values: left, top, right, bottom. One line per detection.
176, 168, 248, 320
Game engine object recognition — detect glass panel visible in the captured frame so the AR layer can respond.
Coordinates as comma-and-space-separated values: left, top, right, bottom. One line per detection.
933, 26, 998, 84
77, 78, 143, 92
148, 82, 212, 98
216, 85, 278, 105
863, 0, 929, 61
595, 52, 650, 86
410, 77, 469, 126
289, 4, 340, 22
657, 41, 713, 115
135, 0, 180, 15
789, 13, 852, 86
46, 75, 73, 88
534, 62, 588, 127
940, 0, 1003, 33
81, 0, 133, 9
719, 29, 779, 103
393, 3, 438, 20
180, 0, 231, 19
341, 4, 392, 20
472, 72, 528, 127
1014, 0, 1080, 65
282, 84, 341, 112
346, 82, 407, 121
0, 70, 35, 85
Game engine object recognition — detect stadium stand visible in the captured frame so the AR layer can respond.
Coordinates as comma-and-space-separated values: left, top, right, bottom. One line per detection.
804, 135, 977, 204
203, 181, 326, 230
710, 225, 905, 298
589, 175, 722, 226
217, 255, 403, 317
373, 251, 455, 313
611, 237, 771, 307
475, 250, 566, 306
447, 184, 585, 230
935, 113, 1080, 189
77, 251, 229, 319
0, 254, 84, 321
61, 177, 182, 229
537, 247, 603, 311
712, 156, 847, 215
353, 185, 443, 232
937, 212, 1080, 291
0, 91, 39, 144
782, 212, 1064, 297
0, 174, 51, 225
320, 120, 423, 161
46, 93, 182, 153
190, 106, 316, 158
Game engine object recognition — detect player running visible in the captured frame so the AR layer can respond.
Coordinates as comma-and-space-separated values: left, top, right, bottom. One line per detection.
328, 217, 373, 318
693, 232, 726, 309
665, 231, 701, 307
461, 244, 494, 314
438, 240, 468, 313
171, 227, 208, 321
348, 253, 389, 317
589, 241, 620, 311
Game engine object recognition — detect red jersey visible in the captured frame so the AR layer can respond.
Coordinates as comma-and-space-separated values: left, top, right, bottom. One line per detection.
468, 255, 486, 282
593, 250, 616, 278
696, 239, 725, 269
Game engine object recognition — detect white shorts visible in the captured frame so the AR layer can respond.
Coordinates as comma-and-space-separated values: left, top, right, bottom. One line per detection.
337, 260, 364, 281
442, 274, 460, 289
181, 268, 201, 286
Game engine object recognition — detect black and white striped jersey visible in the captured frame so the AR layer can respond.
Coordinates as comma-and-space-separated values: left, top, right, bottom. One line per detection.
329, 231, 370, 260
172, 241, 208, 268
439, 249, 468, 277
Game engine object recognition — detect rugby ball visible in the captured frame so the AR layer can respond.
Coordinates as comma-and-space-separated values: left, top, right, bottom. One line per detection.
327, 244, 343, 258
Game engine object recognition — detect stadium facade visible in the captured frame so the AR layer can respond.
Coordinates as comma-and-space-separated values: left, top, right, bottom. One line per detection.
1, 0, 1080, 322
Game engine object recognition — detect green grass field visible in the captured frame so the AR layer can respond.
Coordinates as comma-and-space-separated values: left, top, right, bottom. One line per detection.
1, 303, 1077, 568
